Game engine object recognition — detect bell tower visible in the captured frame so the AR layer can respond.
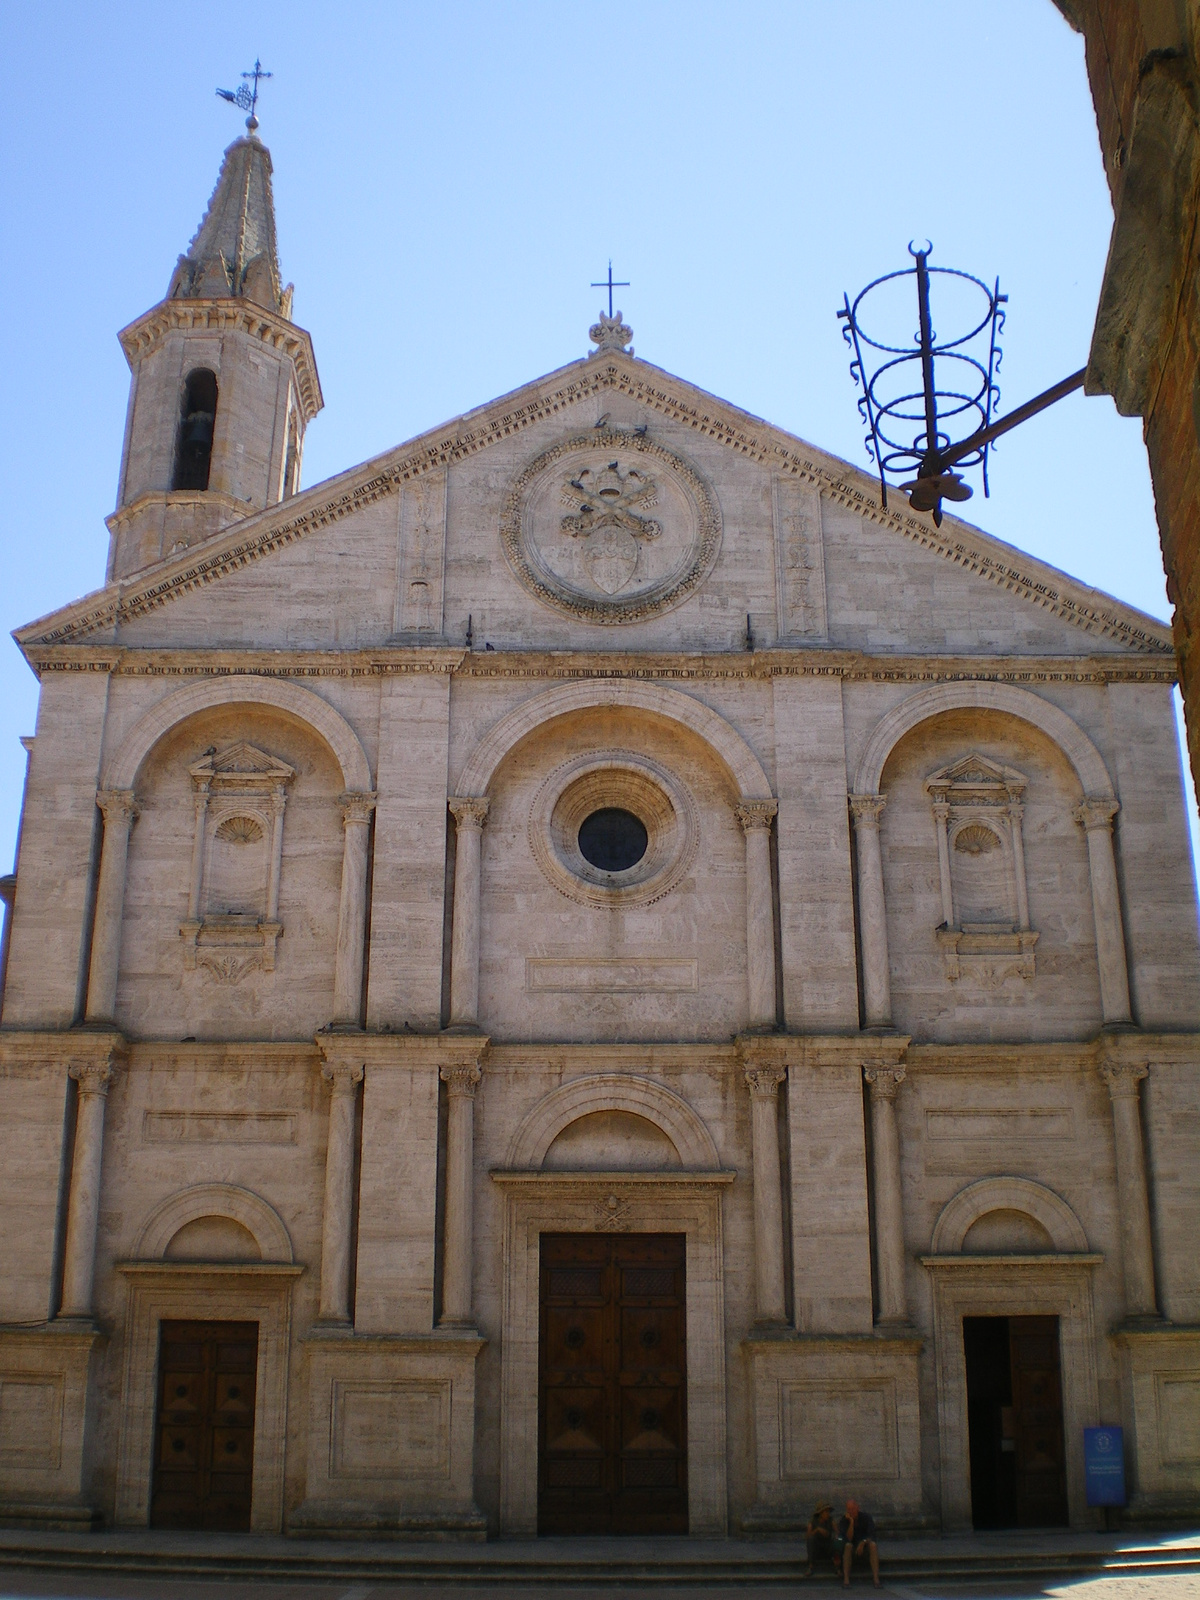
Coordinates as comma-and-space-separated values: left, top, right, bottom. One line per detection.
107, 124, 322, 581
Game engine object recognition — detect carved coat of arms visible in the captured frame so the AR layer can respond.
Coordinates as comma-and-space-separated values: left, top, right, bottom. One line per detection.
500, 430, 722, 623
560, 461, 662, 595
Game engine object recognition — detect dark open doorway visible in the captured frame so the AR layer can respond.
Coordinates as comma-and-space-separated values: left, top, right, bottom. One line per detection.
964, 1314, 1069, 1528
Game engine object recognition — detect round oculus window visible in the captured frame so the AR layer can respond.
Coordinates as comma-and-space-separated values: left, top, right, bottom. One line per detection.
577, 807, 648, 873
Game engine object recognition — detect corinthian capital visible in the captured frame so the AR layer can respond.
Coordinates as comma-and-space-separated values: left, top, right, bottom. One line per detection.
863, 1065, 906, 1101
1100, 1059, 1148, 1100
849, 793, 887, 829
744, 1064, 787, 1100
69, 1059, 115, 1097
734, 798, 778, 834
321, 1060, 365, 1092
1075, 796, 1120, 832
440, 1060, 483, 1097
449, 796, 490, 831
340, 791, 378, 826
97, 788, 138, 828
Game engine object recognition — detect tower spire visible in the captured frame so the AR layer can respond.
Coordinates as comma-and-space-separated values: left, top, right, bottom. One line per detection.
167, 130, 291, 317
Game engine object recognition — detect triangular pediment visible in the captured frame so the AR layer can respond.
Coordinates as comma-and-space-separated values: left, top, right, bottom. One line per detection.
15, 348, 1174, 656
925, 753, 1027, 797
188, 742, 295, 784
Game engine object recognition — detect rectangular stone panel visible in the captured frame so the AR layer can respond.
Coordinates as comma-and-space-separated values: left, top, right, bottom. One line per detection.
0, 1375, 63, 1468
781, 1378, 898, 1481
1157, 1374, 1200, 1465
925, 1109, 1074, 1141
525, 957, 698, 994
330, 1380, 450, 1480
142, 1111, 297, 1145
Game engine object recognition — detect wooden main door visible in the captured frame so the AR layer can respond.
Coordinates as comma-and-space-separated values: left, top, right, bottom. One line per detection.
151, 1321, 258, 1530
538, 1233, 687, 1535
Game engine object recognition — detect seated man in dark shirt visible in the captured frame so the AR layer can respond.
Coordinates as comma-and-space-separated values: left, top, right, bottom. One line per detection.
804, 1501, 836, 1576
837, 1499, 880, 1588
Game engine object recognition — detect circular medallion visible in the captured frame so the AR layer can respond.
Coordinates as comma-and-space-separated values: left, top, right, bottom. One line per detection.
501, 430, 721, 623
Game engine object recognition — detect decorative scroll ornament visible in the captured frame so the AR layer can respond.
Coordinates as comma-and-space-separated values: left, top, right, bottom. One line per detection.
501, 431, 721, 623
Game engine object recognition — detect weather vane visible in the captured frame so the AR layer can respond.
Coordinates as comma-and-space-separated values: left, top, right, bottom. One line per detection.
839, 242, 1085, 525
591, 261, 630, 319
216, 59, 273, 132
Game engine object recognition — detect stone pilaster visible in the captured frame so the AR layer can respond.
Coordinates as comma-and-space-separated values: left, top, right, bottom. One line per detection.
1076, 797, 1134, 1027
59, 1054, 117, 1321
1099, 1055, 1159, 1319
742, 1055, 788, 1325
448, 798, 489, 1030
84, 789, 138, 1024
735, 799, 779, 1031
863, 1065, 909, 1325
331, 792, 377, 1027
316, 1057, 365, 1326
849, 794, 892, 1028
439, 1053, 484, 1327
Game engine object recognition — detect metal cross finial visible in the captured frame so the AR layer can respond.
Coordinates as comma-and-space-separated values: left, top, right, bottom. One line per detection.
216, 58, 273, 131
591, 261, 630, 319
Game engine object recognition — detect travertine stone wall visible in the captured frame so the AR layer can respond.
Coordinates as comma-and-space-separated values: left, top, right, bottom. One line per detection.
0, 1048, 74, 1322
1102, 682, 1200, 1028
771, 674, 859, 1030
2, 671, 111, 1029
786, 1043, 875, 1334
365, 673, 452, 1031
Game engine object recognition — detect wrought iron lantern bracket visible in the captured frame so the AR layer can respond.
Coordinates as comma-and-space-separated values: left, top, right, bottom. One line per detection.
839, 243, 1084, 525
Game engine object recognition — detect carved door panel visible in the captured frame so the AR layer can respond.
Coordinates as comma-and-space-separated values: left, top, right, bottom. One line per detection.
151, 1320, 258, 1530
1009, 1315, 1068, 1527
539, 1233, 687, 1535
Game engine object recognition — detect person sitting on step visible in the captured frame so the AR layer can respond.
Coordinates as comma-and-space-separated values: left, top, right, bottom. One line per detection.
837, 1499, 880, 1589
803, 1501, 836, 1576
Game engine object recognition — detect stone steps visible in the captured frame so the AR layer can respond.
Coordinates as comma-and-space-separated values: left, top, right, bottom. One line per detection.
0, 1527, 1198, 1584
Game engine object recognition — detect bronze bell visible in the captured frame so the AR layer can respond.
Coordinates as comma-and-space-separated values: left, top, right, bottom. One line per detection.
184, 410, 214, 447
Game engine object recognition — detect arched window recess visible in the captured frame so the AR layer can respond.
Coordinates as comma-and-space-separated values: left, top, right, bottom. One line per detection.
172, 368, 218, 492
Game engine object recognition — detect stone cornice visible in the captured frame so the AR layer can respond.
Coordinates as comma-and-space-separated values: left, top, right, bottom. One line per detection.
17, 643, 1177, 687
105, 489, 248, 537
0, 1028, 126, 1072
117, 297, 322, 421
2, 1027, 1191, 1064
14, 352, 1172, 654
316, 1029, 490, 1074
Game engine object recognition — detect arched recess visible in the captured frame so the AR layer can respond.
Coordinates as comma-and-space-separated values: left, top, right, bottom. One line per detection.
133, 1182, 294, 1262
854, 682, 1114, 799
931, 1176, 1090, 1254
454, 680, 773, 801
505, 1073, 723, 1170
105, 674, 373, 793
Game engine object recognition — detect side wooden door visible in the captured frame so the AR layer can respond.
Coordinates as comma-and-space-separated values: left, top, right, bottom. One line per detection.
1009, 1315, 1068, 1527
151, 1320, 258, 1530
539, 1233, 687, 1534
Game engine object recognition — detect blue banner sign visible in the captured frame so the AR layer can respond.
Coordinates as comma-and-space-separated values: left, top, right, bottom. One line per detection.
1084, 1426, 1126, 1507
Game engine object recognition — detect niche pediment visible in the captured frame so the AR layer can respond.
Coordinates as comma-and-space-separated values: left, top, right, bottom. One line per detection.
924, 752, 1037, 984
188, 742, 296, 787
181, 742, 296, 983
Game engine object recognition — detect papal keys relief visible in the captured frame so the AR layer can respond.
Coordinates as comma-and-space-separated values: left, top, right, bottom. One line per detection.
501, 431, 722, 623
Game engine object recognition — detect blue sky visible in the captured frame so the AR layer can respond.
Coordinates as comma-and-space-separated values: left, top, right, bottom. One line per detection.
1, 0, 1196, 878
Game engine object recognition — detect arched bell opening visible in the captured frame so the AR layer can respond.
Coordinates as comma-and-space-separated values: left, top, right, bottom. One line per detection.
172, 368, 219, 491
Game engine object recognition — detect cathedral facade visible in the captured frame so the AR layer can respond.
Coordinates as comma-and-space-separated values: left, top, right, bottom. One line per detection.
1, 129, 1198, 1540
